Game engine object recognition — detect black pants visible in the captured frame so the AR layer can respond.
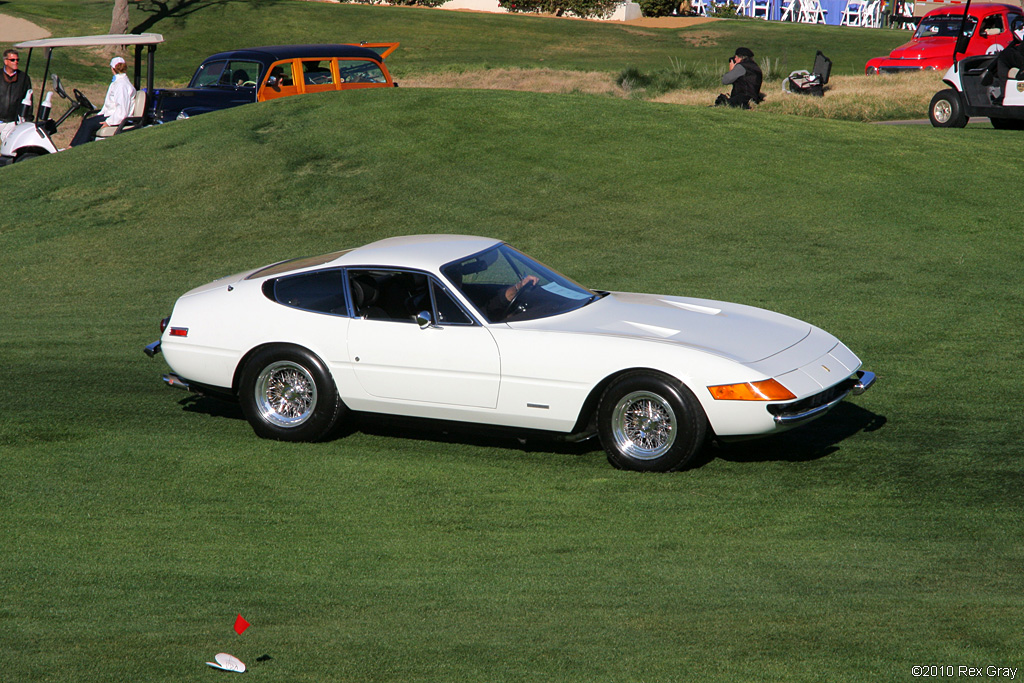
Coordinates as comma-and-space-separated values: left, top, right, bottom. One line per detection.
70, 115, 105, 147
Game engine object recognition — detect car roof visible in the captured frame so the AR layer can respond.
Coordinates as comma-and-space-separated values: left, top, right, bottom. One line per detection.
15, 32, 164, 49
924, 2, 1018, 18
201, 44, 383, 64
332, 235, 503, 272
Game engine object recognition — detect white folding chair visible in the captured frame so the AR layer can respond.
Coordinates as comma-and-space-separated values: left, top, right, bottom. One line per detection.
860, 0, 881, 27
692, 0, 710, 15
840, 0, 862, 26
780, 0, 800, 20
798, 0, 826, 23
752, 0, 772, 19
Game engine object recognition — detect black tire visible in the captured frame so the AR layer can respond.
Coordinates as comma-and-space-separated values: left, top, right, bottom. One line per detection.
990, 116, 1024, 129
929, 89, 968, 128
13, 152, 41, 163
238, 345, 345, 442
597, 372, 708, 472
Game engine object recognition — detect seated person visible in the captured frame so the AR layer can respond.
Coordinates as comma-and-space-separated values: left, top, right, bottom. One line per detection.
714, 47, 764, 109
482, 275, 539, 322
991, 19, 1024, 101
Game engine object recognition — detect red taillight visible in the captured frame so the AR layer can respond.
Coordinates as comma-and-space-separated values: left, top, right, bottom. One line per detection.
159, 317, 170, 333
169, 327, 188, 337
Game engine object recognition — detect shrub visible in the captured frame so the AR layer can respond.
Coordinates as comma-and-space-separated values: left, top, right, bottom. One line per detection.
637, 0, 679, 17
498, 0, 622, 18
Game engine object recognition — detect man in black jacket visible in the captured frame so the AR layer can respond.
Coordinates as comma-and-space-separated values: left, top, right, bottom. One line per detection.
715, 47, 764, 109
1, 49, 32, 122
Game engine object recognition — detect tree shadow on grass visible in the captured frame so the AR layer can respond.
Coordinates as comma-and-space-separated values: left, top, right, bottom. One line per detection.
131, 0, 281, 35
710, 402, 886, 465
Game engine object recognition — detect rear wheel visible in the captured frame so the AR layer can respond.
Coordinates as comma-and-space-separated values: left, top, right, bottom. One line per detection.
929, 89, 968, 128
597, 372, 707, 472
238, 345, 345, 442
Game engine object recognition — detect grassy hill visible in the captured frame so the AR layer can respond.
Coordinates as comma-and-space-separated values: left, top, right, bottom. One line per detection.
2, 0, 909, 86
1, 88, 1022, 681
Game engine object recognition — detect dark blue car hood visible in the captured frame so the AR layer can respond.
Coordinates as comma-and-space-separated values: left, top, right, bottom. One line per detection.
152, 86, 256, 122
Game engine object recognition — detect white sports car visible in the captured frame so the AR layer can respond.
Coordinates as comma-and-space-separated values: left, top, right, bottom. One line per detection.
145, 235, 874, 472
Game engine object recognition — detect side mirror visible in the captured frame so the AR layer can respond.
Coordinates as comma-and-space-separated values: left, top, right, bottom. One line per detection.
415, 311, 436, 329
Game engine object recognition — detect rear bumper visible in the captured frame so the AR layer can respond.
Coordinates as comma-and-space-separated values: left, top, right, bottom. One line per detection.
769, 370, 875, 427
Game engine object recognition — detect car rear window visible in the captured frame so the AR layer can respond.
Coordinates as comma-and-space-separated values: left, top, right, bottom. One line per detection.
267, 269, 348, 315
246, 249, 352, 280
338, 60, 387, 84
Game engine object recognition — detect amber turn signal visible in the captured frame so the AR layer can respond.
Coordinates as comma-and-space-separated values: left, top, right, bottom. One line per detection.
708, 379, 796, 401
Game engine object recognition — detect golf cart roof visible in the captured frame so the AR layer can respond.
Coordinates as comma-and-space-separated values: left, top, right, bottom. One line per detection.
15, 33, 164, 49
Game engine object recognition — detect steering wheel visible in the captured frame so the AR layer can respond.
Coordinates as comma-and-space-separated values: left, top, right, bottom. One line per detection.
503, 279, 536, 318
242, 80, 257, 87
73, 88, 96, 112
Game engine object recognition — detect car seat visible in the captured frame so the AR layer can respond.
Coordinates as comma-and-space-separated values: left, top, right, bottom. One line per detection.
783, 51, 832, 97
94, 90, 147, 138
350, 275, 386, 319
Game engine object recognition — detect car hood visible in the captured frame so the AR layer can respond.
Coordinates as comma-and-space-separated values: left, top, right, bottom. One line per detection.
508, 292, 812, 364
888, 37, 956, 61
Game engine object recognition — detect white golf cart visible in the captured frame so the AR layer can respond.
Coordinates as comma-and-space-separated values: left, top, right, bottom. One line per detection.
929, 0, 1024, 128
0, 33, 163, 165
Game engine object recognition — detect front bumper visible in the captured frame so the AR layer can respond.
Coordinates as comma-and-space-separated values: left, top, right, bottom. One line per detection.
768, 370, 875, 427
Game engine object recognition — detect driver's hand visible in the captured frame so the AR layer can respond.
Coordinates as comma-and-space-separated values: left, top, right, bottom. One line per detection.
505, 275, 539, 301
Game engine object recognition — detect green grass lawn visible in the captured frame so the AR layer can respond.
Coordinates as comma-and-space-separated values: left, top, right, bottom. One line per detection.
3, 0, 909, 86
1, 87, 1022, 681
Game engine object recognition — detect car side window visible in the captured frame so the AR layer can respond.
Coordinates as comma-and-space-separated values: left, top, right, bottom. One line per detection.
432, 282, 473, 325
261, 61, 299, 100
337, 59, 386, 84
981, 14, 1004, 36
225, 60, 261, 87
302, 60, 335, 86
348, 269, 429, 323
268, 269, 348, 316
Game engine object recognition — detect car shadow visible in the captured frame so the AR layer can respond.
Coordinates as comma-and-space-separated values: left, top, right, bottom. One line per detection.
709, 403, 886, 464
175, 395, 884, 468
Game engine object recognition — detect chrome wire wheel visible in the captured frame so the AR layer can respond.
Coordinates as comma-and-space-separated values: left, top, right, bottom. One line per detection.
933, 98, 952, 124
610, 390, 677, 460
254, 360, 318, 428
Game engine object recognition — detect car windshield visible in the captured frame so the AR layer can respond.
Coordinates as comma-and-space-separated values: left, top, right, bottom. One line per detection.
189, 59, 263, 88
915, 15, 977, 38
442, 244, 599, 324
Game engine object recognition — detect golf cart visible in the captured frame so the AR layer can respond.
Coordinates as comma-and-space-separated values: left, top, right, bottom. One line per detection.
929, 0, 1024, 128
0, 33, 163, 165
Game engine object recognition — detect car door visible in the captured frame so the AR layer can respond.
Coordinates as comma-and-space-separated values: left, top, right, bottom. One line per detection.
346, 269, 501, 408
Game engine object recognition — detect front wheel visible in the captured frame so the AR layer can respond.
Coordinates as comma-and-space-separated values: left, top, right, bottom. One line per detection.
238, 345, 345, 442
597, 372, 708, 472
929, 89, 968, 128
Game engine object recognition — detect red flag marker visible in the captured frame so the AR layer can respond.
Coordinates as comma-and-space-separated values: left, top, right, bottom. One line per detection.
234, 614, 250, 635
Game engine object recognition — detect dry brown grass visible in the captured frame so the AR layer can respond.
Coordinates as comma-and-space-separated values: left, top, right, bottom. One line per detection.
401, 67, 622, 96
404, 67, 945, 122
653, 69, 944, 121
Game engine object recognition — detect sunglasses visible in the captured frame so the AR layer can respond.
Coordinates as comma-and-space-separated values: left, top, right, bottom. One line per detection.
5, 57, 18, 62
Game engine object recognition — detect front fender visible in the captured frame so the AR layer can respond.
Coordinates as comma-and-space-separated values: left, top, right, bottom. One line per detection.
0, 122, 57, 156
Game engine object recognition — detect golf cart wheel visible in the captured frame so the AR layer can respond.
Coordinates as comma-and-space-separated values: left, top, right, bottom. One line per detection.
13, 151, 41, 163
990, 117, 1024, 130
929, 89, 968, 128
238, 345, 345, 442
597, 371, 707, 473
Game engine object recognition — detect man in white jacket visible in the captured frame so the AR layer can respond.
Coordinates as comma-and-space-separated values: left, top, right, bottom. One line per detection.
70, 56, 136, 147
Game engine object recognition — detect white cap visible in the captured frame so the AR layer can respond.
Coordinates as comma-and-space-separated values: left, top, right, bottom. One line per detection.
110, 56, 125, 69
